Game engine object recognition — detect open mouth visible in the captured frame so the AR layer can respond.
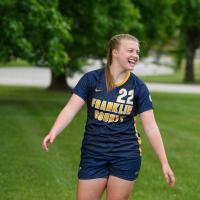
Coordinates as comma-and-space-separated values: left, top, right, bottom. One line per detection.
128, 58, 137, 65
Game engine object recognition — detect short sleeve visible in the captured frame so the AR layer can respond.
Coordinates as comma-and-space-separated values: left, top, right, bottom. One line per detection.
134, 83, 153, 115
73, 73, 91, 102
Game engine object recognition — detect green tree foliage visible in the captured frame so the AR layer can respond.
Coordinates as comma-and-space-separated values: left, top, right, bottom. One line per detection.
0, 0, 71, 79
132, 0, 200, 83
131, 0, 177, 53
174, 0, 200, 82
2, 0, 199, 89
59, 0, 141, 70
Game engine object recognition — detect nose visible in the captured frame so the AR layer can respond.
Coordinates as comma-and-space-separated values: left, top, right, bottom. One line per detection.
131, 50, 139, 58
133, 54, 139, 62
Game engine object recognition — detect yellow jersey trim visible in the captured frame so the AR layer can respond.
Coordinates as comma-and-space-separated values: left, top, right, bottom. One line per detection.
115, 72, 131, 87
133, 116, 142, 156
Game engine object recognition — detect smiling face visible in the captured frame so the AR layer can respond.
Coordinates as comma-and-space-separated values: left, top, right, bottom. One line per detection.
112, 38, 140, 71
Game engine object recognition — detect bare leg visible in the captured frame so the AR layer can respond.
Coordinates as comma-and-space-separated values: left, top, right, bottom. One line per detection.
76, 178, 108, 200
106, 176, 134, 200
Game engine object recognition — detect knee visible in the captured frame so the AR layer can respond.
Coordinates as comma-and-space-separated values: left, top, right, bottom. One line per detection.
106, 191, 131, 200
107, 195, 130, 200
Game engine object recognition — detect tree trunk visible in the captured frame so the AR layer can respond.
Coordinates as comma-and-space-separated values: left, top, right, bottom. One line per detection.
184, 46, 195, 82
48, 71, 72, 92
184, 30, 198, 83
154, 49, 162, 64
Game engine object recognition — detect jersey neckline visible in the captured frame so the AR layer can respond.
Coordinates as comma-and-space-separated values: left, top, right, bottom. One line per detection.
115, 72, 131, 87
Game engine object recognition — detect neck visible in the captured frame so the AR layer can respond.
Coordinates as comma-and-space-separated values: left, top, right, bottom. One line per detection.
109, 63, 130, 84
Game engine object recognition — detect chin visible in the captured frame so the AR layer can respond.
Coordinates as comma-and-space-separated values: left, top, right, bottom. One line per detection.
127, 65, 135, 71
121, 64, 135, 71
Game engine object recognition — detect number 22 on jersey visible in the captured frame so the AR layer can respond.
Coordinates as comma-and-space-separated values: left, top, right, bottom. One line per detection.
116, 88, 134, 105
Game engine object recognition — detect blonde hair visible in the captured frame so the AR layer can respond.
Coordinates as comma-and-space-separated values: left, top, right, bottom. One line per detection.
105, 34, 139, 91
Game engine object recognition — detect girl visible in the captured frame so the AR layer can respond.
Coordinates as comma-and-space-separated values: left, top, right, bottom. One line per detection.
42, 34, 175, 200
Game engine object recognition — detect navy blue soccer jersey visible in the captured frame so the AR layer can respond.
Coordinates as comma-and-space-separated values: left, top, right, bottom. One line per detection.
73, 68, 153, 158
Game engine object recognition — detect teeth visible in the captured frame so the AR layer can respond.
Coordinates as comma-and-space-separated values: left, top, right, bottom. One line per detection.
128, 58, 137, 64
128, 59, 135, 64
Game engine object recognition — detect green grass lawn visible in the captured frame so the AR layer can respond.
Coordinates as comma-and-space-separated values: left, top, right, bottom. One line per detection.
0, 87, 200, 200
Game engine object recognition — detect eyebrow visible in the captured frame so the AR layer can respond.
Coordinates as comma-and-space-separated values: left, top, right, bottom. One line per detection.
128, 48, 140, 52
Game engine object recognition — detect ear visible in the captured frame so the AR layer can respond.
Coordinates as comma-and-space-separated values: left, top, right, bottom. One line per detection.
112, 49, 118, 58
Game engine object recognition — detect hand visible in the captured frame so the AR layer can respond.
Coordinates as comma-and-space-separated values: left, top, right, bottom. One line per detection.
42, 133, 56, 152
162, 163, 175, 188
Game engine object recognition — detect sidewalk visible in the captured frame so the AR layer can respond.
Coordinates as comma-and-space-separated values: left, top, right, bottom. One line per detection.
0, 66, 200, 94
146, 83, 200, 94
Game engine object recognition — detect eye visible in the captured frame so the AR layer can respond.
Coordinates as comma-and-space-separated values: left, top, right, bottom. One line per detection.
136, 50, 140, 55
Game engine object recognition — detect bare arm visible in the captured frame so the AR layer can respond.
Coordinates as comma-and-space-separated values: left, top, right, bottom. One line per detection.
42, 94, 85, 152
140, 110, 175, 188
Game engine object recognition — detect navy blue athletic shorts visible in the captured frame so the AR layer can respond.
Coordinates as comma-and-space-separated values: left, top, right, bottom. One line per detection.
78, 154, 141, 181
